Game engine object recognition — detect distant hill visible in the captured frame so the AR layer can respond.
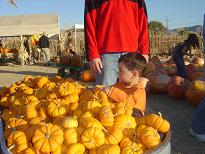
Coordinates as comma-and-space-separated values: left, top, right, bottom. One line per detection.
171, 25, 202, 34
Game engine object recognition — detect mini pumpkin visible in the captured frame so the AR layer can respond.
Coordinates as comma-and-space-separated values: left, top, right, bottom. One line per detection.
47, 99, 70, 117
81, 126, 105, 149
58, 82, 76, 96
140, 126, 161, 149
146, 113, 170, 133
7, 131, 28, 154
97, 144, 120, 154
99, 106, 114, 127
43, 82, 56, 91
82, 117, 103, 130
104, 127, 123, 144
32, 123, 64, 153
66, 143, 85, 154
121, 142, 144, 154
113, 114, 136, 129
83, 99, 102, 114
62, 116, 78, 128
4, 118, 28, 139
35, 76, 49, 88
114, 101, 133, 115
64, 128, 78, 146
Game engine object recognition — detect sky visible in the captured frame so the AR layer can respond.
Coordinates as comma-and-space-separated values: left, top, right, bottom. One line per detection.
0, 0, 204, 29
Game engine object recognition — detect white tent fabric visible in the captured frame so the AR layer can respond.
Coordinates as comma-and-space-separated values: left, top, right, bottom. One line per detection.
0, 14, 60, 37
74, 24, 84, 30
73, 24, 84, 50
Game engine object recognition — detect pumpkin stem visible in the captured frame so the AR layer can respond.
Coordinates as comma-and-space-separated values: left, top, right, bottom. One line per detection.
102, 127, 107, 133
158, 112, 162, 117
8, 144, 15, 151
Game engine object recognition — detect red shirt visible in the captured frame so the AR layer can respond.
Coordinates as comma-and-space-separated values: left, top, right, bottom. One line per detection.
85, 0, 150, 60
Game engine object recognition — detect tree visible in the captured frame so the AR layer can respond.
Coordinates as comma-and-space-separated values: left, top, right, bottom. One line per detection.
148, 21, 167, 35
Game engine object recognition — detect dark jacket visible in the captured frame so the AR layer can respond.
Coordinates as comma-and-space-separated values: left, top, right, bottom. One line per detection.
39, 35, 50, 48
84, 0, 149, 60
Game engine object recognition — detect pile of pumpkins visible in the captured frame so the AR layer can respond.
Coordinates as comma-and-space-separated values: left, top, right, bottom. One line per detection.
0, 76, 170, 154
0, 48, 18, 54
143, 56, 205, 106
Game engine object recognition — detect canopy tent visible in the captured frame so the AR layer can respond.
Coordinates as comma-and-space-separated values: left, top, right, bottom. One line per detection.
73, 24, 84, 50
0, 14, 60, 37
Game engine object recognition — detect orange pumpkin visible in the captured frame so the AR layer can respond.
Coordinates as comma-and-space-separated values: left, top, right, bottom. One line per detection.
3, 48, 10, 53
167, 76, 189, 99
185, 88, 205, 106
149, 74, 171, 94
192, 57, 204, 67
186, 64, 196, 75
188, 71, 204, 81
80, 70, 96, 82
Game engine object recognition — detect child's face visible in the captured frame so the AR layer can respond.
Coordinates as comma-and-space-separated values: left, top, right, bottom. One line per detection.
118, 62, 139, 83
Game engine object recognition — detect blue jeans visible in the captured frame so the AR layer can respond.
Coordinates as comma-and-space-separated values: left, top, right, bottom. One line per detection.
95, 53, 124, 86
173, 54, 187, 78
191, 98, 205, 134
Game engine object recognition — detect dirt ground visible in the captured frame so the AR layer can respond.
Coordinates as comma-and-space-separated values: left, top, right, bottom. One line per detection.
0, 64, 205, 154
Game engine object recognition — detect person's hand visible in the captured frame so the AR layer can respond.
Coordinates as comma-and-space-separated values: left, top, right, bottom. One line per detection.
89, 58, 103, 74
142, 54, 149, 63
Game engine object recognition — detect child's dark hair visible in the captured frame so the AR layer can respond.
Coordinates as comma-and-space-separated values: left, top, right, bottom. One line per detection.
185, 33, 200, 49
118, 53, 147, 76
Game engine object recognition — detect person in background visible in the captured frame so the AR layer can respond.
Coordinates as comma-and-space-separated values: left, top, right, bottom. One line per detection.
39, 32, 50, 66
189, 14, 205, 142
172, 33, 200, 78
103, 53, 148, 114
84, 0, 150, 86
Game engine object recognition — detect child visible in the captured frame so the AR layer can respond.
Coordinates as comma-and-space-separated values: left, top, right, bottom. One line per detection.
172, 33, 200, 78
103, 53, 148, 113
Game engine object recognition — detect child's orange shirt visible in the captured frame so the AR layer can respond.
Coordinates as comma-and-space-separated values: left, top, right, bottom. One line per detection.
107, 82, 146, 111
